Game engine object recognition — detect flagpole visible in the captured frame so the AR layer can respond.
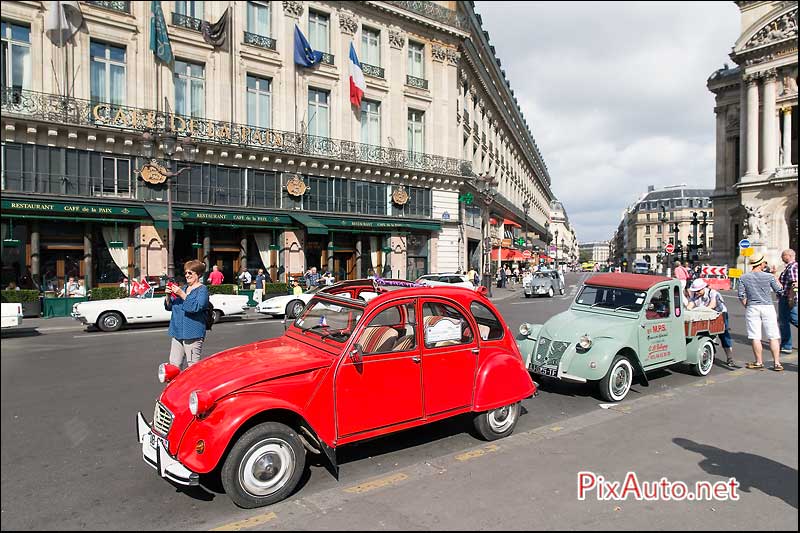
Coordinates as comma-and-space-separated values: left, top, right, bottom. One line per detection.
229, 3, 235, 124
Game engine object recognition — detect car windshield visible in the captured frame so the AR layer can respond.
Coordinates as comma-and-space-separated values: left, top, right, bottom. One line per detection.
575, 285, 646, 312
533, 273, 549, 280
294, 297, 364, 341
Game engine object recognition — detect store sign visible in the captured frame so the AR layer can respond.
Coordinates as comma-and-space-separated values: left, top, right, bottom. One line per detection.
179, 210, 289, 225
2, 200, 147, 217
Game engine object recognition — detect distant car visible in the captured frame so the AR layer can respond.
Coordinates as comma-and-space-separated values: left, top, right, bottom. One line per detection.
523, 270, 565, 298
257, 286, 321, 319
71, 290, 250, 332
415, 273, 474, 289
1, 302, 24, 329
633, 260, 650, 274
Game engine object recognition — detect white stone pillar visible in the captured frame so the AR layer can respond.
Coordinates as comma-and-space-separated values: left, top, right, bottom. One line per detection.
739, 80, 747, 179
782, 107, 793, 166
744, 74, 760, 177
761, 70, 778, 174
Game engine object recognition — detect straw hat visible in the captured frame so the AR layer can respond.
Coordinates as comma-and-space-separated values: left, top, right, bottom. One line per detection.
749, 255, 767, 268
688, 279, 708, 292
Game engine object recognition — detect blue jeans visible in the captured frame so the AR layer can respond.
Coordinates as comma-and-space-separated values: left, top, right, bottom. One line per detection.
778, 297, 798, 351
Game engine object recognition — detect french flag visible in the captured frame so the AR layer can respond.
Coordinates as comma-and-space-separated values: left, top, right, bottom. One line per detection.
349, 42, 366, 108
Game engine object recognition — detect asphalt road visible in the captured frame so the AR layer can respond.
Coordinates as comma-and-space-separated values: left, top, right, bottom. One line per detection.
1, 273, 796, 530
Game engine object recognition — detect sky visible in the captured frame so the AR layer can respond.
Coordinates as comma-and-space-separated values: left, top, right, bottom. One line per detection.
475, 1, 742, 243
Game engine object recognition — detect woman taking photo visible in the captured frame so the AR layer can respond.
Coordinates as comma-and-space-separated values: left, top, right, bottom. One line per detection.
166, 260, 210, 370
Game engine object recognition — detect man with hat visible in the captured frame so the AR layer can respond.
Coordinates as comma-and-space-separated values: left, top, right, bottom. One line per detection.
737, 254, 784, 371
687, 278, 737, 368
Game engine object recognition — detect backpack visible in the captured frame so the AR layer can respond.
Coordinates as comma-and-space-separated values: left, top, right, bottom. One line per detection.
205, 300, 215, 331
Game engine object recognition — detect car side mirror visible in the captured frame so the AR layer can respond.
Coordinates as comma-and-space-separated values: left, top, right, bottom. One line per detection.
350, 343, 363, 364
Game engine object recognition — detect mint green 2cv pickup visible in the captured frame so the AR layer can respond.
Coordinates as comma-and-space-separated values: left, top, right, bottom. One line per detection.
516, 273, 725, 402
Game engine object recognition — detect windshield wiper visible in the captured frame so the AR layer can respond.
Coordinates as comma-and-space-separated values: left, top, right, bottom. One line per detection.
320, 328, 352, 341
589, 302, 611, 308
614, 304, 639, 311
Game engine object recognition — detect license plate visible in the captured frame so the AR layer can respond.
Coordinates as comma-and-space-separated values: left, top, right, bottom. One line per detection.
533, 364, 557, 377
149, 433, 167, 450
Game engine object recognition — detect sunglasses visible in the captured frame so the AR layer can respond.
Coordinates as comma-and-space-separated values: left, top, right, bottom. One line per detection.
185, 271, 197, 276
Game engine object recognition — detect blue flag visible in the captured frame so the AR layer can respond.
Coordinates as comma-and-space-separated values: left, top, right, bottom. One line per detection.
294, 25, 323, 67
150, 0, 173, 65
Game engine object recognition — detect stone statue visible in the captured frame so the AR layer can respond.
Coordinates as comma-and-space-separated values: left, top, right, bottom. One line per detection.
782, 75, 798, 95
744, 205, 767, 242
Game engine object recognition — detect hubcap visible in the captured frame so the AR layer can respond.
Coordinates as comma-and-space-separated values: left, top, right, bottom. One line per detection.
293, 303, 303, 316
611, 363, 630, 399
701, 344, 714, 373
104, 316, 118, 328
239, 438, 295, 498
488, 404, 516, 433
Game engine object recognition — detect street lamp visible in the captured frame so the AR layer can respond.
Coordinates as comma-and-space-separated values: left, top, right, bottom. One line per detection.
136, 131, 197, 278
476, 172, 498, 296
522, 199, 530, 252
554, 229, 559, 266
690, 211, 700, 264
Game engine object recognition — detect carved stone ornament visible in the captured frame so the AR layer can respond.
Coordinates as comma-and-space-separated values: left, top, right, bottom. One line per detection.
445, 48, 460, 65
282, 0, 304, 19
286, 174, 308, 196
745, 9, 798, 50
139, 162, 169, 185
388, 29, 405, 49
392, 186, 410, 206
431, 44, 447, 62
339, 10, 358, 35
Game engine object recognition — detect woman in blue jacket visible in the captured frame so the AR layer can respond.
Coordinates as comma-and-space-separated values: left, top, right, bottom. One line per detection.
166, 260, 210, 370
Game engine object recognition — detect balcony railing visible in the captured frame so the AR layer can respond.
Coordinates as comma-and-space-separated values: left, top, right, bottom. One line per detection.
383, 1, 467, 30
320, 52, 335, 65
172, 12, 203, 32
243, 31, 276, 51
1, 88, 472, 178
361, 63, 385, 79
406, 75, 428, 90
85, 1, 131, 13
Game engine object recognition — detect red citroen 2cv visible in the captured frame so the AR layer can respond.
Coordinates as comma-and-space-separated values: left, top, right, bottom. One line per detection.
136, 279, 535, 508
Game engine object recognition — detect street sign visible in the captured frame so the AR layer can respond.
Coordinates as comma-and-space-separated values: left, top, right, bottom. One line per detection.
738, 239, 751, 249
701, 266, 727, 277
522, 250, 532, 258
665, 243, 675, 254
741, 248, 754, 257
728, 268, 743, 278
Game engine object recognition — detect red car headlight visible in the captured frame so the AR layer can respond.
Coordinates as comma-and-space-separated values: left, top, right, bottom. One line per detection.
189, 390, 212, 417
158, 363, 180, 383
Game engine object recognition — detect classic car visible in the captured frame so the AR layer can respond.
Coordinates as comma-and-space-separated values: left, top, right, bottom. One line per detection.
257, 284, 383, 318
523, 270, 565, 298
71, 289, 250, 332
415, 273, 475, 290
136, 278, 535, 508
1, 302, 24, 329
517, 273, 724, 402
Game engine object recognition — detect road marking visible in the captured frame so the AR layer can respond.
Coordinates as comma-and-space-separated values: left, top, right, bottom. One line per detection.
454, 444, 499, 462
344, 472, 408, 493
74, 328, 168, 338
549, 425, 564, 432
211, 512, 277, 531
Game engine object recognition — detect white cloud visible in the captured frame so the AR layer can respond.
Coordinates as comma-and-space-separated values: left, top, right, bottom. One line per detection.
476, 1, 741, 241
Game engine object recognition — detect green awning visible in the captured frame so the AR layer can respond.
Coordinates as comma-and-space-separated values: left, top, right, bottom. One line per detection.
144, 203, 184, 230
290, 213, 328, 235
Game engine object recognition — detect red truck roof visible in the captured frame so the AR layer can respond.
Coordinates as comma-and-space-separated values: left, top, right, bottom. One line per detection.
586, 273, 672, 291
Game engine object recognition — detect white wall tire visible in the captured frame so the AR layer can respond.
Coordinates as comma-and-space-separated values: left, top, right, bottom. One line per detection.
547, 287, 554, 298
693, 338, 715, 376
599, 355, 634, 402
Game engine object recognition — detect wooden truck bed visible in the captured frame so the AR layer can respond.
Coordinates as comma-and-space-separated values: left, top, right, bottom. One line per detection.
684, 313, 725, 337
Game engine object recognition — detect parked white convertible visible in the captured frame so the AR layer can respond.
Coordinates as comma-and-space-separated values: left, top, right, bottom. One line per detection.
256, 286, 320, 318
71, 290, 250, 332
1, 302, 24, 330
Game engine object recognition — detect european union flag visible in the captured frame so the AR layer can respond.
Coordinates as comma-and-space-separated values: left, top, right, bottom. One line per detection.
294, 25, 323, 67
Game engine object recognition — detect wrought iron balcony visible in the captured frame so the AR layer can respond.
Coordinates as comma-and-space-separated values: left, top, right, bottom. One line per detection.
1, 88, 472, 178
383, 1, 467, 30
321, 52, 335, 66
172, 12, 203, 32
243, 31, 276, 51
361, 63, 385, 79
406, 75, 428, 90
85, 1, 131, 13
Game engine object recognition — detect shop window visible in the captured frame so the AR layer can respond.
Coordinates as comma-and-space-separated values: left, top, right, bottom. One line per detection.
249, 169, 279, 208
100, 156, 131, 196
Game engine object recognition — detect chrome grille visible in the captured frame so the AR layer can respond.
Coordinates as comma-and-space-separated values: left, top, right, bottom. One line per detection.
534, 338, 571, 365
153, 401, 173, 436
535, 338, 552, 363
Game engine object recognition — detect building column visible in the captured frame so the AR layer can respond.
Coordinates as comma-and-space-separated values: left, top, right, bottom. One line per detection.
355, 236, 362, 279
744, 74, 760, 177
761, 69, 778, 174
202, 228, 211, 274
714, 106, 726, 188
30, 221, 40, 284
782, 107, 793, 166
738, 80, 747, 180
83, 222, 93, 289
239, 232, 248, 271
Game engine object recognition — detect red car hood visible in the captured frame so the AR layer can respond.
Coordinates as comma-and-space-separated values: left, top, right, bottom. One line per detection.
161, 336, 335, 404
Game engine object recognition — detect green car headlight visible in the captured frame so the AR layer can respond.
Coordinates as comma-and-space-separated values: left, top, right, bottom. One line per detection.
577, 334, 593, 352
519, 323, 533, 336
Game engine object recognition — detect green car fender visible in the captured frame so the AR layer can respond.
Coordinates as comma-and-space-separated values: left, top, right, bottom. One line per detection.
515, 324, 543, 369
684, 334, 714, 366
564, 337, 648, 385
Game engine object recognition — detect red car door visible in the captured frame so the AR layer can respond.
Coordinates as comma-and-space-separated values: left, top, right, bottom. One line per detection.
335, 300, 423, 438
420, 299, 479, 416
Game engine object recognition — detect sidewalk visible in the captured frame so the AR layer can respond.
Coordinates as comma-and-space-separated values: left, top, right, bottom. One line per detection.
215, 354, 798, 531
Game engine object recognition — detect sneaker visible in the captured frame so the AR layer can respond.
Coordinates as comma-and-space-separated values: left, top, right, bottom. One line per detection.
780, 348, 793, 354
726, 359, 740, 368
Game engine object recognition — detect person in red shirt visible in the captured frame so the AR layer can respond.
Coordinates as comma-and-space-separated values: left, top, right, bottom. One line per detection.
208, 265, 224, 285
